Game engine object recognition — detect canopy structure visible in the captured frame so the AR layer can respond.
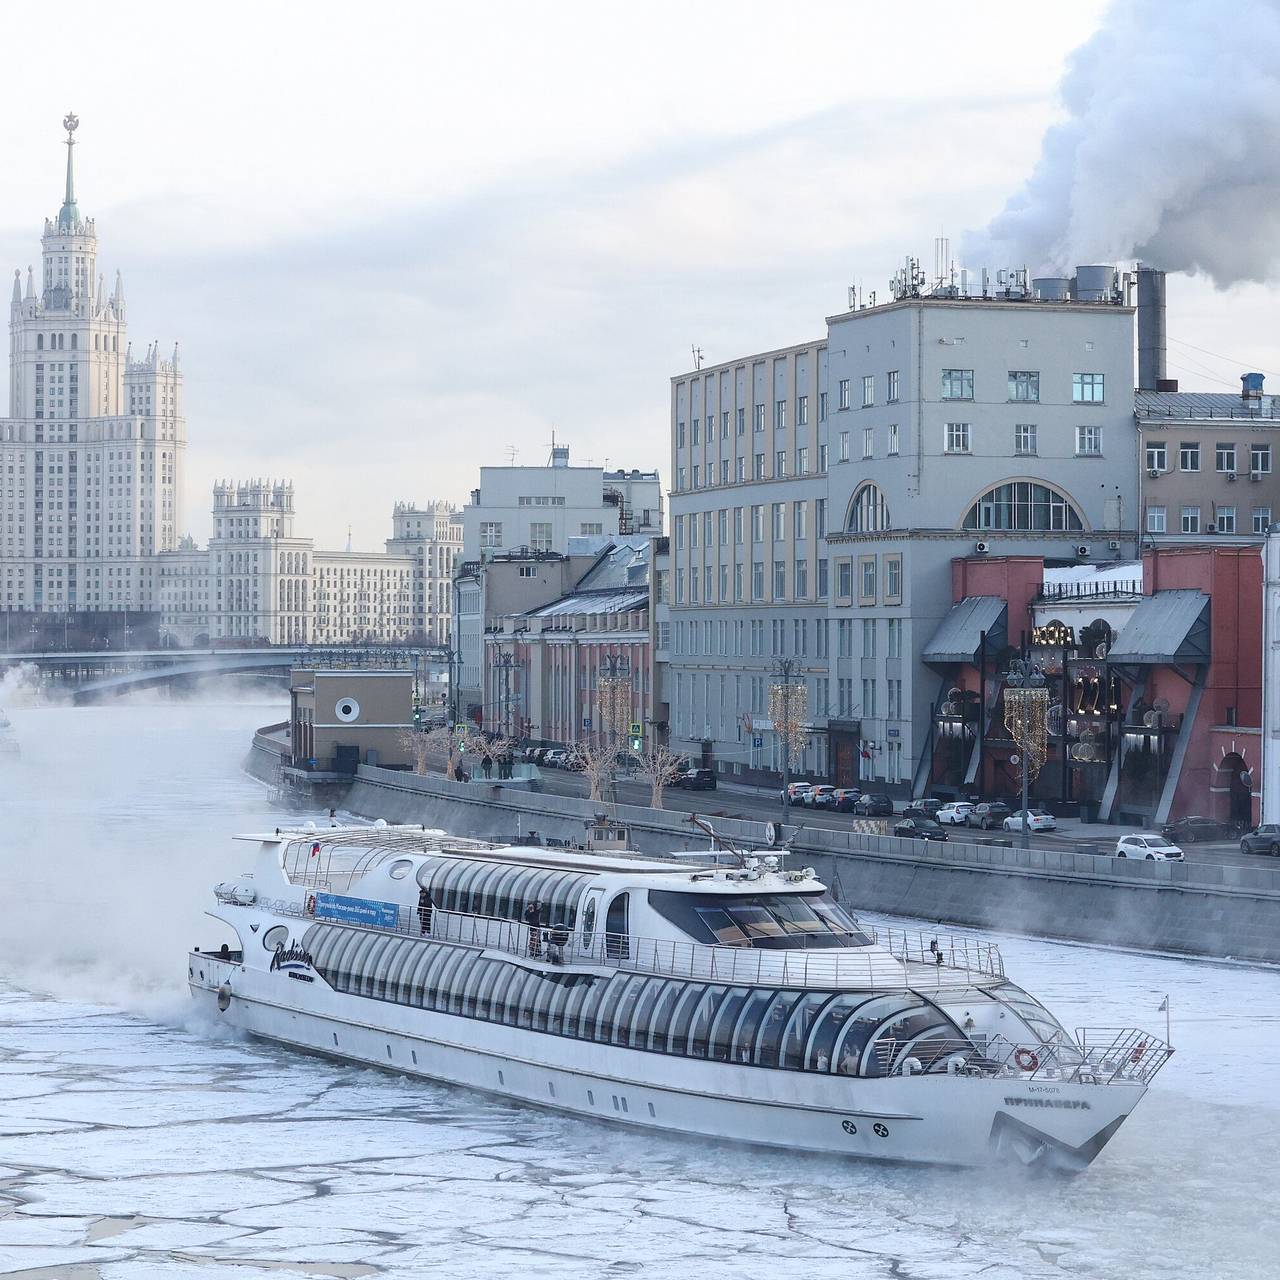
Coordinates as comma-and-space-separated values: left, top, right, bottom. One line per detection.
1107, 589, 1210, 665
923, 596, 1008, 666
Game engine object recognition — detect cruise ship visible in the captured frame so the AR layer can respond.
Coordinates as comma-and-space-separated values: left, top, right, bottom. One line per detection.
190, 823, 1172, 1172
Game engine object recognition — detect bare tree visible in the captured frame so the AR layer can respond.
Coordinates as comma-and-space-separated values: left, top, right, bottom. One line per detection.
632, 742, 685, 809
398, 725, 434, 776
574, 739, 617, 803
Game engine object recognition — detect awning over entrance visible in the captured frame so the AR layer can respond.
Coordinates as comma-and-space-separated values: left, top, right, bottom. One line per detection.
1107, 589, 1210, 665
922, 596, 1007, 666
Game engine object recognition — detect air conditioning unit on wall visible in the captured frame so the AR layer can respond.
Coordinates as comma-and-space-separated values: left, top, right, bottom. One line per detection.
1076, 544, 1091, 557
975, 541, 990, 554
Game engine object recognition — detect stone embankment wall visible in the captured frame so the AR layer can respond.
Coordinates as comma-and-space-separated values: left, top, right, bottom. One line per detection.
244, 736, 1280, 964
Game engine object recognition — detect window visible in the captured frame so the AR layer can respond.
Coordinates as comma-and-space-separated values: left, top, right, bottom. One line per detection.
861, 618, 876, 657
817, 559, 829, 597
1217, 506, 1237, 534
862, 374, 875, 407
838, 379, 850, 410
775, 399, 787, 430
797, 395, 808, 426
692, 417, 700, 445
887, 423, 899, 455
675, 569, 685, 603
480, 521, 502, 548
860, 558, 876, 601
737, 407, 745, 435
861, 679, 877, 718
775, 450, 787, 477
529, 522, 553, 551
734, 563, 743, 600
1179, 442, 1201, 472
677, 466, 686, 490
847, 483, 890, 532
1253, 507, 1272, 534
887, 679, 902, 720
691, 464, 700, 489
1076, 425, 1103, 456
1252, 443, 1272, 475
818, 442, 829, 471
838, 431, 850, 461
754, 453, 765, 480
1146, 442, 1167, 472
1216, 443, 1237, 473
720, 459, 729, 485
718, 509, 728, 544
754, 404, 766, 431
721, 410, 730, 438
735, 457, 745, 482
677, 421, 686, 447
734, 507, 744, 544
793, 501, 807, 540
771, 503, 785, 540
1181, 505, 1200, 534
887, 617, 902, 658
795, 446, 808, 474
887, 370, 899, 402
1008, 371, 1040, 402
862, 426, 874, 459
1073, 373, 1105, 403
816, 498, 827, 538
773, 560, 786, 598
941, 369, 973, 400
837, 561, 852, 598
751, 561, 764, 600
751, 505, 764, 542
945, 423, 971, 454
1146, 506, 1166, 534
885, 556, 902, 600
819, 390, 828, 420
964, 481, 1084, 531
794, 559, 808, 597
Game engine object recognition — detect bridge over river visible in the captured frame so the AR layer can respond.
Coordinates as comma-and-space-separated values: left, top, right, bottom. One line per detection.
0, 644, 451, 703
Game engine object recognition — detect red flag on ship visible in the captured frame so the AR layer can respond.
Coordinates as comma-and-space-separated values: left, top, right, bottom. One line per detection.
310, 841, 320, 858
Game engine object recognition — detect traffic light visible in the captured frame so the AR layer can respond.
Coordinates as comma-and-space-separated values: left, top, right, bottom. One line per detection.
630, 735, 643, 752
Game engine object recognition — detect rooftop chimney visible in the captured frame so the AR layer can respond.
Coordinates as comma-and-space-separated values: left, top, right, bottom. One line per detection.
1136, 266, 1168, 391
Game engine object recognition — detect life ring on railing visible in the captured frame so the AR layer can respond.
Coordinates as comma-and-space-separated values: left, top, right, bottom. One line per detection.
1130, 1041, 1148, 1064
305, 893, 317, 916
1013, 1047, 1040, 1072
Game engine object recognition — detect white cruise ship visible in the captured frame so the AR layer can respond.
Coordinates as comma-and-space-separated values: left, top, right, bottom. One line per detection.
190, 823, 1172, 1172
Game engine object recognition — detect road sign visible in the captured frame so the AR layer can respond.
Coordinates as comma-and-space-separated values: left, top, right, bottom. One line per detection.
753, 736, 763, 749
629, 722, 643, 738
583, 717, 592, 730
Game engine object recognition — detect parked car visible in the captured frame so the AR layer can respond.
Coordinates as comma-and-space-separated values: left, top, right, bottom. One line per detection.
541, 749, 566, 768
804, 784, 836, 808
562, 750, 586, 771
893, 817, 948, 842
672, 767, 717, 791
853, 793, 894, 817
967, 801, 1013, 830
780, 782, 813, 804
829, 787, 862, 812
1115, 833, 1185, 861
1240, 823, 1280, 856
902, 798, 943, 820
936, 801, 976, 826
1160, 815, 1236, 843
1003, 809, 1057, 833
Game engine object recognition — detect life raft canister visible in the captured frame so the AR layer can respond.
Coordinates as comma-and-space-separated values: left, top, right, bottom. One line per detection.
1013, 1047, 1040, 1072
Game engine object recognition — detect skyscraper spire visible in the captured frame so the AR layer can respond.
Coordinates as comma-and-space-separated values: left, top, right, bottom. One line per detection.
58, 112, 80, 230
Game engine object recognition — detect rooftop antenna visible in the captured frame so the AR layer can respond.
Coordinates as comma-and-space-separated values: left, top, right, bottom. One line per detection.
504, 445, 519, 465
692, 345, 704, 370
345, 524, 352, 552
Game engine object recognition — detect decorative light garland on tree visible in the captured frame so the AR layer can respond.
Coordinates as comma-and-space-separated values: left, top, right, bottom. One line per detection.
769, 678, 809, 766
1004, 685, 1050, 780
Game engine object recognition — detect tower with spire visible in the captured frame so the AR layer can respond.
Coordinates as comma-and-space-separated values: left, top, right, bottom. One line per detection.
2, 114, 186, 624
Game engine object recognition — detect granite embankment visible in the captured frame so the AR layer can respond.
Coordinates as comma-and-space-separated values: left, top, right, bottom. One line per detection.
246, 730, 1280, 964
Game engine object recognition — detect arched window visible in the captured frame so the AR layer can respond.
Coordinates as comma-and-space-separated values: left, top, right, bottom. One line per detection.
847, 482, 891, 532
70, 333, 77, 350
963, 481, 1084, 532
36, 335, 43, 350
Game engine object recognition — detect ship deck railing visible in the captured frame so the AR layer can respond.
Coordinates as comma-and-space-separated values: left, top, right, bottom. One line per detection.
247, 886, 1006, 990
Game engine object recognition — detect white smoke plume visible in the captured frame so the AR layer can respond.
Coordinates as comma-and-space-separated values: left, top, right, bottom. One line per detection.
965, 0, 1280, 286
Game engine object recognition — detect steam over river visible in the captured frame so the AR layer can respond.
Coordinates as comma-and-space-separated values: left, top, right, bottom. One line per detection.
1, 697, 1278, 1279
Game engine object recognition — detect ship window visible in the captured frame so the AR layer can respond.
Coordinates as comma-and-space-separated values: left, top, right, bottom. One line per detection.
707, 987, 753, 1062
528, 974, 560, 1031
526, 868, 561, 916
443, 951, 481, 1014
474, 959, 506, 1020
502, 967, 536, 1025
328, 928, 365, 991
807, 993, 881, 1071
504, 867, 541, 921
561, 974, 596, 1037
451, 862, 487, 913
648, 891, 872, 950
605, 893, 630, 960
829, 996, 923, 1076
347, 932, 382, 995
263, 925, 289, 952
608, 974, 650, 1045
779, 993, 835, 1070
419, 944, 457, 1008
384, 938, 420, 1003
592, 974, 635, 1042
667, 983, 708, 1055
990, 982, 1068, 1045
729, 989, 778, 1065
628, 978, 667, 1049
405, 943, 438, 1007
581, 898, 598, 949
753, 991, 802, 1066
574, 975, 610, 1038
686, 987, 724, 1058
364, 936, 397, 999
645, 981, 687, 1053
544, 973, 578, 1035
472, 864, 505, 918
434, 949, 473, 1013
388, 859, 414, 880
862, 1004, 953, 1077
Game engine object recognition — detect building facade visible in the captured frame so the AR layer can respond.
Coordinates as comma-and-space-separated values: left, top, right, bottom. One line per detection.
385, 500, 463, 645
2, 116, 185, 628
669, 264, 1140, 791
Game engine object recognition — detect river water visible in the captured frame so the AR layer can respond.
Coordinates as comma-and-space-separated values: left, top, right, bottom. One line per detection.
1, 696, 1278, 1280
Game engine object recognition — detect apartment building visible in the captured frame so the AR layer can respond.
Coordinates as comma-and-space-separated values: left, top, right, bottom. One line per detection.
385, 500, 464, 644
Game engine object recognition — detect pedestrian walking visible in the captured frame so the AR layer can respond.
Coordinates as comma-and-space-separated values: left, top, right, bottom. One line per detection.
481, 753, 493, 780
417, 887, 434, 936
524, 899, 543, 957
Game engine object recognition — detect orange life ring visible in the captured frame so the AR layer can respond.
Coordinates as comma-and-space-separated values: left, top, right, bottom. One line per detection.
305, 893, 317, 916
1013, 1047, 1040, 1072
1130, 1042, 1147, 1064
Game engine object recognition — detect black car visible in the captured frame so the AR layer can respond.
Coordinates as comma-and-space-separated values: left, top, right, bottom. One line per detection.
1241, 823, 1280, 856
853, 793, 894, 817
902, 798, 943, 820
893, 817, 948, 842
672, 767, 717, 791
1161, 815, 1235, 843
967, 801, 1013, 830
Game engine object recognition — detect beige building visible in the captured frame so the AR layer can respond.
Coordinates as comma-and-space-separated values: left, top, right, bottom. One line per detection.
385, 500, 463, 645
312, 550, 415, 644
289, 669, 414, 772
1137, 383, 1280, 541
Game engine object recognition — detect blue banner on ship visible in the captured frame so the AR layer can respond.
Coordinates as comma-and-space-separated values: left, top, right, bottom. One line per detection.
314, 892, 400, 928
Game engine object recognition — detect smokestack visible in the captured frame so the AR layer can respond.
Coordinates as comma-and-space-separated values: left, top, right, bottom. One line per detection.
1136, 266, 1168, 391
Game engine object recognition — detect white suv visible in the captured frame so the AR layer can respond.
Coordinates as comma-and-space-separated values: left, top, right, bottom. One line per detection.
1115, 833, 1185, 861
936, 802, 975, 826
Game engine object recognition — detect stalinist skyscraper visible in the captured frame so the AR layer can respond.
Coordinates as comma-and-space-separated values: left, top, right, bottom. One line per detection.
3, 113, 185, 625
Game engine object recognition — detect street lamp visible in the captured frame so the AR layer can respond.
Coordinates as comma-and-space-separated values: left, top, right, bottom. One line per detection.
494, 650, 517, 738
770, 657, 809, 824
1003, 658, 1049, 849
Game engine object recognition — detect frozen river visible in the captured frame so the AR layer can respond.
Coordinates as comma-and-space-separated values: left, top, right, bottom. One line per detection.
1, 697, 1278, 1280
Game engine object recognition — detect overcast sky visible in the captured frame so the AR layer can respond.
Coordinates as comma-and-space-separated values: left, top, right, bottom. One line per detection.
2, 0, 1273, 548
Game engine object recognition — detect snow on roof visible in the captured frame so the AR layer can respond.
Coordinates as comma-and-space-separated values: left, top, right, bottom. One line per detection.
1043, 561, 1142, 589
